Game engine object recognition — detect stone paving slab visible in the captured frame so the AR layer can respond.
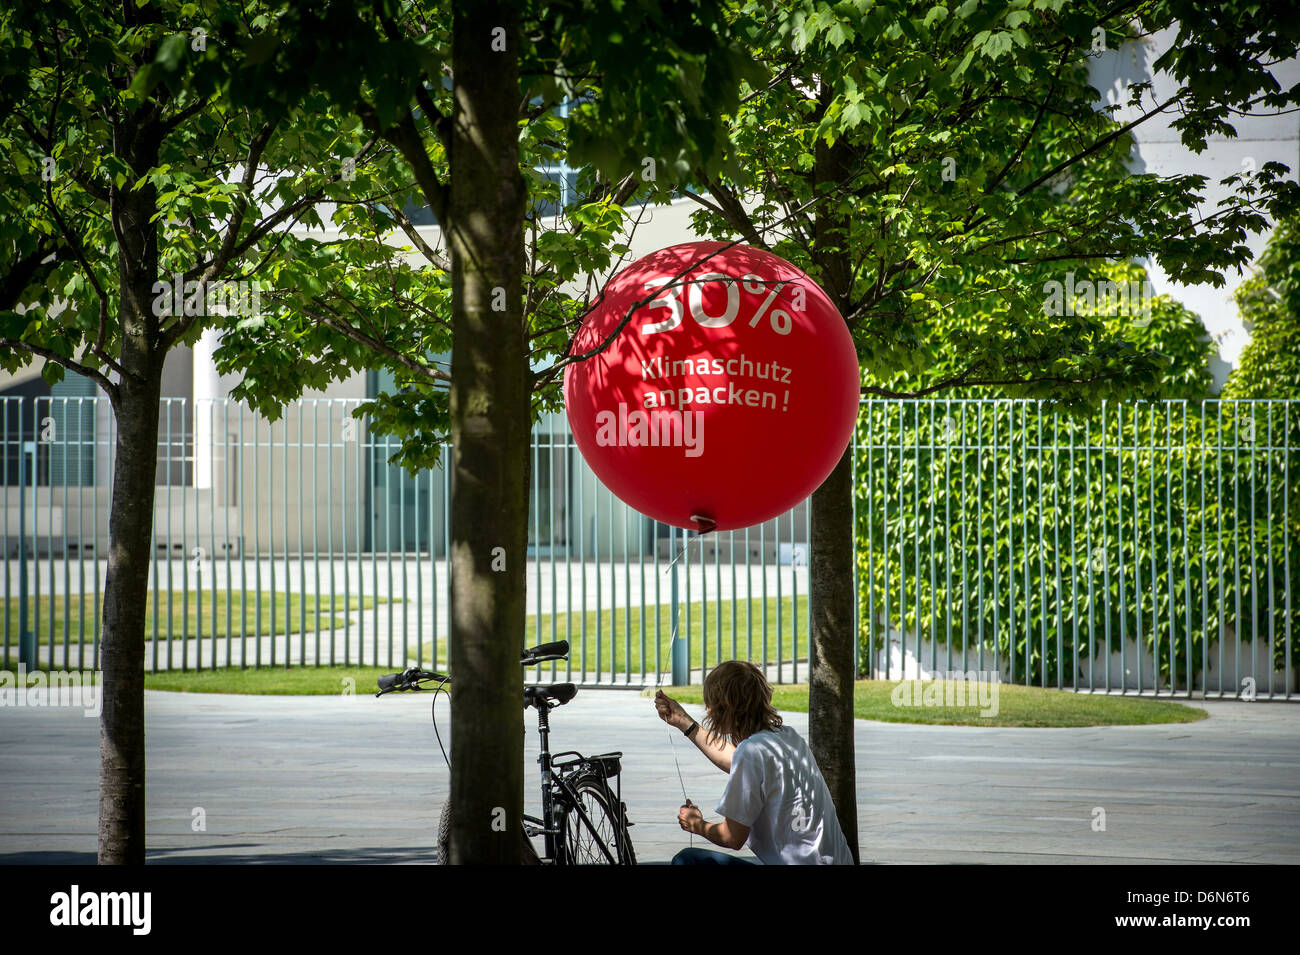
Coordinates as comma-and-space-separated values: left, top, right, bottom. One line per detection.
0, 688, 1296, 864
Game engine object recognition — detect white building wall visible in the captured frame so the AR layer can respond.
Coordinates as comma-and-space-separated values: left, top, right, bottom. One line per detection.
1089, 28, 1300, 386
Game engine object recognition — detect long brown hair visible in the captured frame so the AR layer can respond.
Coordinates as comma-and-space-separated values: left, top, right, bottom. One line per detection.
701, 660, 783, 745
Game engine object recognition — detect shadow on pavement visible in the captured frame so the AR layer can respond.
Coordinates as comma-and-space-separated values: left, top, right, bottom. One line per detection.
0, 845, 440, 865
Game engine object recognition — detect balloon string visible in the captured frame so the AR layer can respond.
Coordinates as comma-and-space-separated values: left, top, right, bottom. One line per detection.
658, 661, 693, 848
668, 728, 693, 848
663, 515, 716, 575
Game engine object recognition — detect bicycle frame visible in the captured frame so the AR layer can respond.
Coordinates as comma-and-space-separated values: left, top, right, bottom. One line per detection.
528, 701, 623, 864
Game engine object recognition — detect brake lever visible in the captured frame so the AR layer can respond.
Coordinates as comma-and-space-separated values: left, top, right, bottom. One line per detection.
376, 668, 451, 697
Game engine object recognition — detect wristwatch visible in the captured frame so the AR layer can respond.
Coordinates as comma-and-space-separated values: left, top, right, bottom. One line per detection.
684, 720, 700, 739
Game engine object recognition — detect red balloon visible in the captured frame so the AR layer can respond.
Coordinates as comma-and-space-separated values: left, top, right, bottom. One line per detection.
563, 241, 860, 532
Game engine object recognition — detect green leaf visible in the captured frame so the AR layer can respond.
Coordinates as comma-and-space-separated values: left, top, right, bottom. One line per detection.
983, 32, 1014, 59
826, 21, 854, 49
840, 100, 865, 130
156, 34, 189, 72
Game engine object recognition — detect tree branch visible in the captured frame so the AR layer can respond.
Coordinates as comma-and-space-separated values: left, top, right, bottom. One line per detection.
534, 238, 748, 389
697, 175, 770, 249
201, 119, 279, 284
0, 337, 120, 404
303, 299, 451, 384
386, 200, 451, 270
358, 101, 450, 226
41, 177, 128, 379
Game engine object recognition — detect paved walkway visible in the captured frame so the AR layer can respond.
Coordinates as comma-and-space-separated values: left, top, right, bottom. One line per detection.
1, 690, 1296, 864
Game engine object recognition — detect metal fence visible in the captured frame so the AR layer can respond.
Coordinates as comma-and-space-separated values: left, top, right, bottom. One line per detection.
2, 396, 1295, 699
857, 399, 1297, 700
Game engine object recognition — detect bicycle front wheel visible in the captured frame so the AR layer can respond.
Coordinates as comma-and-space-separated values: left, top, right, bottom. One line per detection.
558, 776, 636, 865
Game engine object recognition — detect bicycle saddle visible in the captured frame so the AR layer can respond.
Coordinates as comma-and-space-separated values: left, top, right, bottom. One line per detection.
524, 683, 577, 707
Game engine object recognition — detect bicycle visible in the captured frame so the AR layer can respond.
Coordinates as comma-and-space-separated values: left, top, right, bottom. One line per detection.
375, 639, 637, 865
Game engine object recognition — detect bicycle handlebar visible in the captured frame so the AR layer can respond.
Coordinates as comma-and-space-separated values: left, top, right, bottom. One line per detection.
375, 667, 449, 696
521, 640, 569, 665
375, 640, 571, 695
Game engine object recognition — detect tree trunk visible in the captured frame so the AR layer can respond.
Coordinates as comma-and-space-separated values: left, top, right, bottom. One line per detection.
808, 448, 860, 863
98, 372, 161, 864
446, 1, 530, 864
98, 97, 164, 865
807, 91, 860, 862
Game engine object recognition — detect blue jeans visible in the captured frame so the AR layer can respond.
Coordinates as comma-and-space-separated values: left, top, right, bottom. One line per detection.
671, 847, 757, 865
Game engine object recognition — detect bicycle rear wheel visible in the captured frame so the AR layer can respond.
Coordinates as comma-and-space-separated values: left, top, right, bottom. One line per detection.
557, 776, 637, 865
437, 801, 541, 864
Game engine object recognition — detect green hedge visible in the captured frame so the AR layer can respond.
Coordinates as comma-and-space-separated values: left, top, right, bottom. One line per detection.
853, 400, 1300, 689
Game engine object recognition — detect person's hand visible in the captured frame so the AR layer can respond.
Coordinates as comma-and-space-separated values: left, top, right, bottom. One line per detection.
655, 689, 693, 733
678, 799, 703, 835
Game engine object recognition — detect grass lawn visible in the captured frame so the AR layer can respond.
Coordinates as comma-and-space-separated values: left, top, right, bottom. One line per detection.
141, 665, 413, 695
648, 680, 1209, 727
3, 590, 388, 645
420, 595, 808, 673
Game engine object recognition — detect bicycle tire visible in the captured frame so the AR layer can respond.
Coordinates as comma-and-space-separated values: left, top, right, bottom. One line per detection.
557, 775, 637, 865
436, 800, 542, 864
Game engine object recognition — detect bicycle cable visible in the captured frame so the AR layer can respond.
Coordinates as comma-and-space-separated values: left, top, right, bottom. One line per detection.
428, 677, 452, 771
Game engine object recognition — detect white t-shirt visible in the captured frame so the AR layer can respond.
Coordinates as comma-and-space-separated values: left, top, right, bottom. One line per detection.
715, 725, 855, 865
